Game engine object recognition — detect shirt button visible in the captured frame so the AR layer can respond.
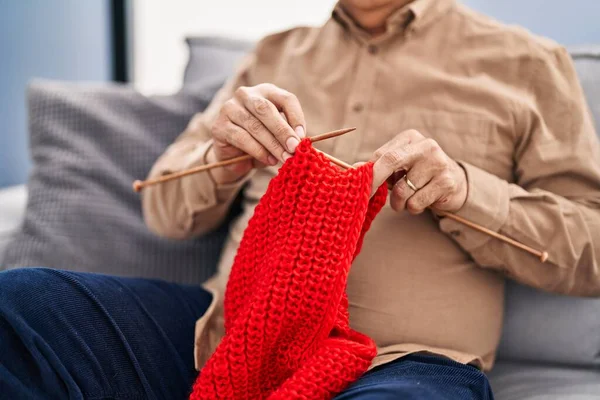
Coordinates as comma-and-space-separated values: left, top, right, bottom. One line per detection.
450, 230, 461, 238
367, 44, 378, 55
352, 103, 364, 113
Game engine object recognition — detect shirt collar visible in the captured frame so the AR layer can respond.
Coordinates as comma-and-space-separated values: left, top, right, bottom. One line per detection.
332, 0, 455, 42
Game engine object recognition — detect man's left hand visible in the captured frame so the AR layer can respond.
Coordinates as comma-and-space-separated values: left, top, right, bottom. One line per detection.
371, 129, 468, 214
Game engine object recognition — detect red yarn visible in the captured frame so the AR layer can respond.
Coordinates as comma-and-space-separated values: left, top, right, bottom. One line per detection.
190, 139, 388, 399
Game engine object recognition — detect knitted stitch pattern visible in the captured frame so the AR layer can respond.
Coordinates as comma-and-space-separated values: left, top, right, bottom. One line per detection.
190, 139, 388, 400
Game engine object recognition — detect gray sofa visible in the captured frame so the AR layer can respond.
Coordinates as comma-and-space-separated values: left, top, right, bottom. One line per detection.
1, 37, 599, 399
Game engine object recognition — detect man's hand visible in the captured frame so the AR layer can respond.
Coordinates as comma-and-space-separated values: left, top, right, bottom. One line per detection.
207, 83, 306, 185
371, 129, 468, 214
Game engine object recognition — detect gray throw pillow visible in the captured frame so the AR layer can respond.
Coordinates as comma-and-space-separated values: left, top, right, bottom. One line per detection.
496, 47, 600, 367
183, 36, 253, 88
1, 79, 228, 284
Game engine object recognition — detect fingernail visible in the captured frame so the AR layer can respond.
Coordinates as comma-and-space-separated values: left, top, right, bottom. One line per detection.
295, 126, 305, 138
286, 137, 300, 153
267, 155, 278, 165
282, 152, 292, 161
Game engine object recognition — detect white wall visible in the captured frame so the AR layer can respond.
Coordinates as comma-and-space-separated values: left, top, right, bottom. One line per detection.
132, 0, 336, 95
133, 0, 600, 95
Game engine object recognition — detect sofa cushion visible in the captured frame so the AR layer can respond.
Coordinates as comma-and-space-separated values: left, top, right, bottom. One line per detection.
496, 46, 600, 367
183, 36, 252, 88
571, 45, 600, 128
497, 284, 600, 366
488, 361, 600, 400
1, 80, 228, 284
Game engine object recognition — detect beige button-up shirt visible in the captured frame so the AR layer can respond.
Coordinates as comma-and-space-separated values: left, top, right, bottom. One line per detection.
143, 0, 600, 372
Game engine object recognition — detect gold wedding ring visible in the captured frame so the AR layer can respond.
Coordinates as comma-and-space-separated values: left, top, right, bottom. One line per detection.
405, 175, 418, 192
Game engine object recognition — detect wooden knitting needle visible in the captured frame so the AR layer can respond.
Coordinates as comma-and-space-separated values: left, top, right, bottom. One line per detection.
436, 211, 549, 262
132, 127, 357, 192
314, 149, 354, 170
134, 125, 548, 262
318, 153, 549, 263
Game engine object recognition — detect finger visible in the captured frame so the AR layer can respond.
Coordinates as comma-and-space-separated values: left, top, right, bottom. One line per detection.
430, 171, 463, 211
236, 87, 300, 154
389, 163, 433, 212
371, 139, 433, 195
265, 86, 306, 139
404, 158, 442, 191
215, 120, 272, 166
252, 159, 269, 169
386, 170, 406, 189
370, 129, 425, 162
206, 140, 253, 178
406, 177, 447, 215
227, 102, 285, 164
389, 178, 412, 211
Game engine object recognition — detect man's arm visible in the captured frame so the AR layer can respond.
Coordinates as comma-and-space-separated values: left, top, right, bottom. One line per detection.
142, 55, 256, 239
440, 46, 600, 297
142, 48, 307, 240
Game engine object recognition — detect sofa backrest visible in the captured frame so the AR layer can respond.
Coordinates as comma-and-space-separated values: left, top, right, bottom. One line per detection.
571, 46, 600, 131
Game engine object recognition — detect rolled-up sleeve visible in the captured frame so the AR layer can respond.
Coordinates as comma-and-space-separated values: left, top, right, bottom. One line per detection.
440, 46, 600, 297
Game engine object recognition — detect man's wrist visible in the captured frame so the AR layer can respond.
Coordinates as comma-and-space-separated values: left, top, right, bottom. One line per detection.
205, 145, 250, 186
438, 161, 510, 251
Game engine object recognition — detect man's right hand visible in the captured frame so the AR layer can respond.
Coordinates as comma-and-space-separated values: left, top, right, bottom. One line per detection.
207, 83, 306, 185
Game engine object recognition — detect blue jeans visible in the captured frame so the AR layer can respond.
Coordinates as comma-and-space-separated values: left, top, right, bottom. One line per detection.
0, 268, 494, 399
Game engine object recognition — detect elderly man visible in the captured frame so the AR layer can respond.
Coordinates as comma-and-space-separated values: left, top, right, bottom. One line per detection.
1, 0, 599, 399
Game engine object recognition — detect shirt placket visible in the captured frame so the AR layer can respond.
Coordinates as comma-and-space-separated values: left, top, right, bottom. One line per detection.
331, 43, 380, 164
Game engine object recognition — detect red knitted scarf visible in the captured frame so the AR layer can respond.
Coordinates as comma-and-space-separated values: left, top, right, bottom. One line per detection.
190, 139, 388, 399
